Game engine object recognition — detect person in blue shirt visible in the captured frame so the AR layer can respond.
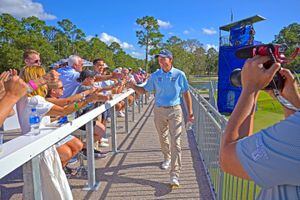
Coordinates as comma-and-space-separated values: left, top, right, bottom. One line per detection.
58, 56, 120, 98
127, 49, 194, 187
220, 55, 300, 199
57, 55, 83, 98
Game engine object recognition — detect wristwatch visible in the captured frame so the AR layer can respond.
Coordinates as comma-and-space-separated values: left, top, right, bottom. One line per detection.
81, 93, 86, 101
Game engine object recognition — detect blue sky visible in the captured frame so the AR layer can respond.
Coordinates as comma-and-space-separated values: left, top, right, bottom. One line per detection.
0, 0, 299, 59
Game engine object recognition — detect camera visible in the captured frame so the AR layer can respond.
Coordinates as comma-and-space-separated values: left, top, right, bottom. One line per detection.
230, 43, 299, 90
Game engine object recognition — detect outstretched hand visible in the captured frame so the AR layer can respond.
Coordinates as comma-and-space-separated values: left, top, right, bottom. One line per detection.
4, 75, 27, 100
126, 80, 136, 89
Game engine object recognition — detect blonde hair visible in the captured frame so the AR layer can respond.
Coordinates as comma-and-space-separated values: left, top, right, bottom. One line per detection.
46, 80, 63, 97
21, 66, 48, 97
23, 49, 40, 60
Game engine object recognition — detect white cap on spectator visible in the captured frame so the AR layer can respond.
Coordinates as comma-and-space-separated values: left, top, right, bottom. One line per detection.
113, 67, 122, 73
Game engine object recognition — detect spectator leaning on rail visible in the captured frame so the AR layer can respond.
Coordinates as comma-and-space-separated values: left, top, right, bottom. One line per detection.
17, 65, 99, 199
46, 80, 85, 170
59, 55, 121, 98
92, 58, 113, 127
219, 55, 300, 200
57, 55, 83, 98
127, 49, 194, 187
17, 66, 98, 134
76, 70, 112, 156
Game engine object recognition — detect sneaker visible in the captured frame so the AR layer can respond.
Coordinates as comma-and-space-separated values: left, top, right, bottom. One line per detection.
93, 149, 107, 158
64, 166, 78, 177
99, 141, 109, 147
117, 111, 125, 118
170, 176, 179, 187
101, 138, 109, 142
82, 148, 107, 159
161, 160, 171, 170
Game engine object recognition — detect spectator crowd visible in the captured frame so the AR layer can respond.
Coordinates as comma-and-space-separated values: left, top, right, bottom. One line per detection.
0, 49, 149, 198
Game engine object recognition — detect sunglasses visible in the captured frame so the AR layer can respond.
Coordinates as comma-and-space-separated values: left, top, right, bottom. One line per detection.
33, 59, 41, 64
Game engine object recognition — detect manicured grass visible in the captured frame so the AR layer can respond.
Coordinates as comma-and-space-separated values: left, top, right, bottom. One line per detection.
189, 76, 218, 82
254, 91, 284, 132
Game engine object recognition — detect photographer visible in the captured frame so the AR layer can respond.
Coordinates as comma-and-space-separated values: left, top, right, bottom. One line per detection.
220, 55, 300, 199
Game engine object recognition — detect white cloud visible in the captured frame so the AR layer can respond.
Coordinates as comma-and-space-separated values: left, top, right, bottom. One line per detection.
202, 28, 217, 35
0, 0, 56, 20
130, 51, 144, 59
205, 44, 218, 51
168, 32, 174, 35
99, 32, 134, 50
157, 19, 172, 29
85, 35, 94, 41
122, 42, 134, 50
183, 30, 190, 35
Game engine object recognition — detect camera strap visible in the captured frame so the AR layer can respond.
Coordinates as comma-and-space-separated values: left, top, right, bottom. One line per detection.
273, 89, 300, 111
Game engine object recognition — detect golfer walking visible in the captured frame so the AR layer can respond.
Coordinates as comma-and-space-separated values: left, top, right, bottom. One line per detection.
128, 49, 194, 186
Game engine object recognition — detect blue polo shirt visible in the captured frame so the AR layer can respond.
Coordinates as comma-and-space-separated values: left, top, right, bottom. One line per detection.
236, 111, 300, 199
57, 66, 80, 98
144, 67, 189, 107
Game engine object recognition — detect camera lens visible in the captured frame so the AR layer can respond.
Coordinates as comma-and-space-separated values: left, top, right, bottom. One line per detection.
230, 68, 242, 87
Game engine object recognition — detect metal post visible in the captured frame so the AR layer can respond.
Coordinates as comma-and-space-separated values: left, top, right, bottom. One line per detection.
196, 99, 200, 144
209, 81, 217, 109
83, 120, 100, 191
132, 93, 135, 122
240, 179, 244, 200
125, 97, 129, 134
138, 95, 141, 113
225, 173, 229, 200
217, 116, 227, 200
230, 175, 234, 199
253, 183, 257, 199
110, 106, 118, 153
145, 92, 148, 105
235, 177, 239, 200
246, 180, 250, 200
141, 94, 144, 108
23, 156, 42, 200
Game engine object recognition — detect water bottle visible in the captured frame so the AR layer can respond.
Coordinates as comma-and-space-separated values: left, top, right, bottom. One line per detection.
86, 102, 94, 109
67, 112, 76, 122
186, 121, 193, 131
29, 108, 41, 135
58, 116, 68, 124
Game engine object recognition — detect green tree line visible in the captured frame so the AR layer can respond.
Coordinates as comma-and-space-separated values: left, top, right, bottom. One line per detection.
0, 13, 144, 71
0, 13, 298, 75
135, 16, 218, 75
136, 16, 299, 75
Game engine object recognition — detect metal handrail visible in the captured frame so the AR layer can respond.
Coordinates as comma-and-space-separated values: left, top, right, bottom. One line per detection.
189, 85, 260, 200
0, 88, 147, 199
